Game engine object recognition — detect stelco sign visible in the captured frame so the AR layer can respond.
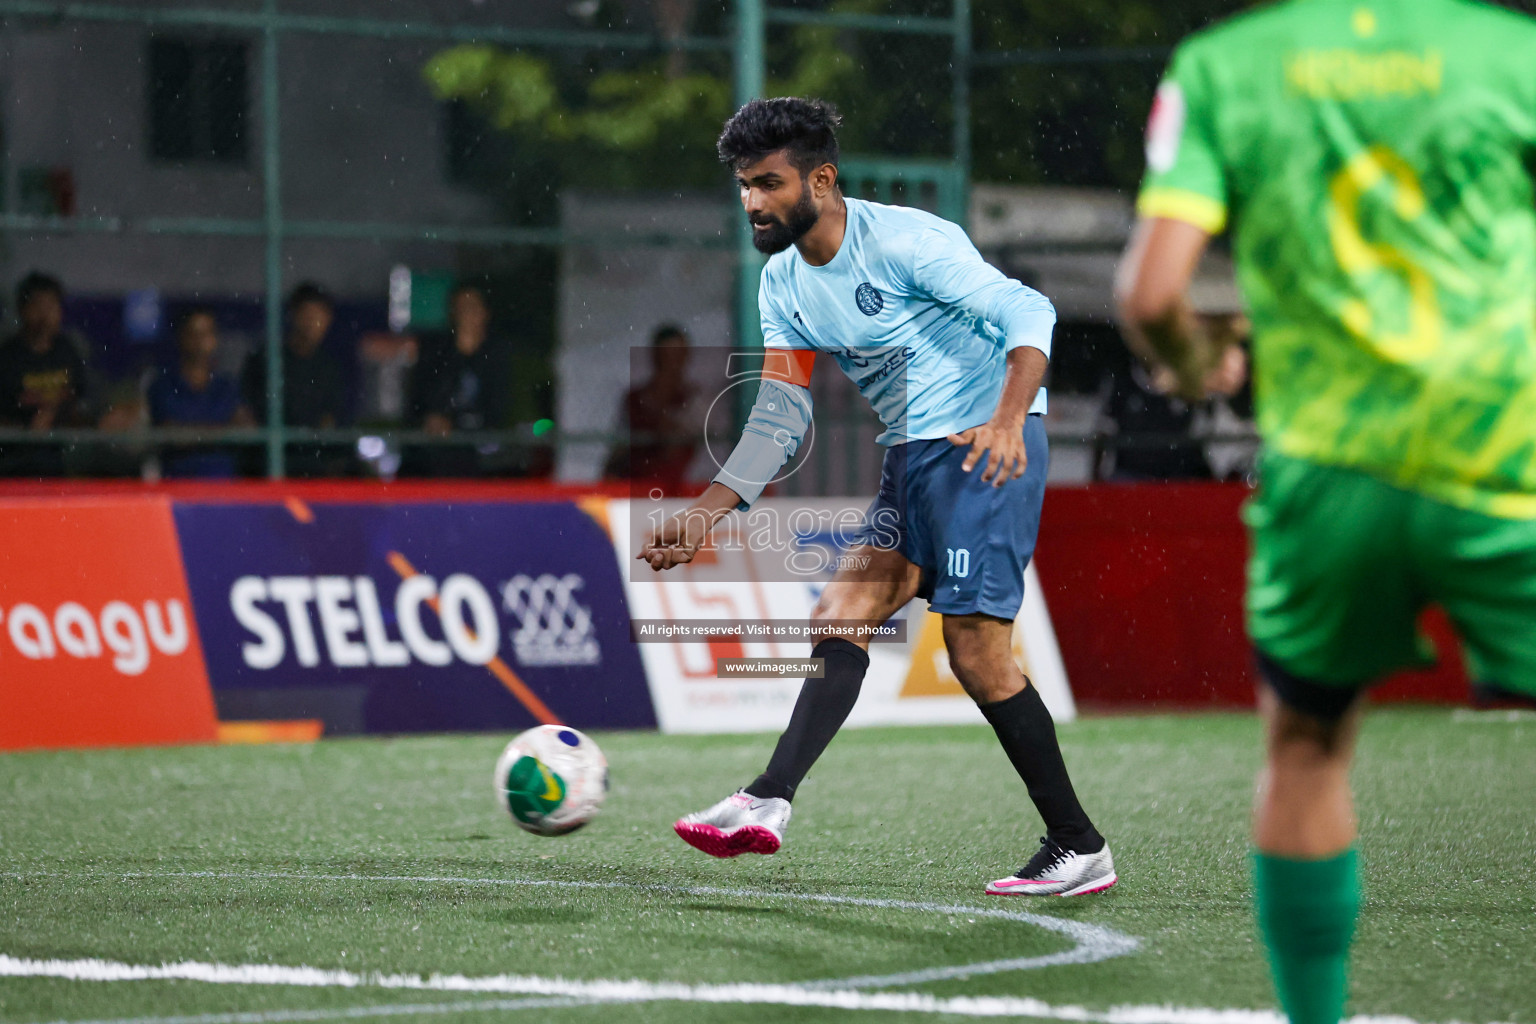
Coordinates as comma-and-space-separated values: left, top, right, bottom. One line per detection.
227, 572, 600, 671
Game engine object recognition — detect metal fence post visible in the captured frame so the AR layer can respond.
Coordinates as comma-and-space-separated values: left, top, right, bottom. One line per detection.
952, 0, 971, 228
262, 0, 285, 478
733, 0, 764, 356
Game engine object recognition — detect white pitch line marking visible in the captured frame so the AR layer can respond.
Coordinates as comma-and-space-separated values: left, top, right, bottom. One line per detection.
1, 872, 1517, 1024
1450, 709, 1535, 724
25, 995, 608, 1024
0, 868, 1140, 984
0, 953, 1514, 1024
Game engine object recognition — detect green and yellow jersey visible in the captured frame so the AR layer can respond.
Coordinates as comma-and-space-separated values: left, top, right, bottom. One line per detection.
1138, 0, 1536, 518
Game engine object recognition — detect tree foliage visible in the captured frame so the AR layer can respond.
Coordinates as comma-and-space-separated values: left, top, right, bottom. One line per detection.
423, 1, 880, 195
424, 0, 1536, 200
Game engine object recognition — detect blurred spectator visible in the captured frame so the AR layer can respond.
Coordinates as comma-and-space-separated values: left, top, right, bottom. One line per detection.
1095, 360, 1212, 481
406, 284, 512, 477
1095, 322, 1249, 482
148, 307, 253, 478
0, 272, 94, 476
605, 324, 705, 491
242, 282, 352, 476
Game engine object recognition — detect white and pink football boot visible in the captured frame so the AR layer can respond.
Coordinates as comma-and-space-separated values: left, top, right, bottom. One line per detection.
986, 836, 1117, 897
674, 790, 792, 858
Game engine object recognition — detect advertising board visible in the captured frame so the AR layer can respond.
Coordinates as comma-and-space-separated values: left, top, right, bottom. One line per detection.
174, 499, 655, 733
0, 498, 218, 750
607, 498, 1073, 734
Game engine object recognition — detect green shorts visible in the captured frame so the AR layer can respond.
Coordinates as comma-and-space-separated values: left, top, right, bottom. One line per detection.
1246, 453, 1536, 694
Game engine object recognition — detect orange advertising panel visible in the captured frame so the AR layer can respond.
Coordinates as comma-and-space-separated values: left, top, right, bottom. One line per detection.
0, 498, 217, 750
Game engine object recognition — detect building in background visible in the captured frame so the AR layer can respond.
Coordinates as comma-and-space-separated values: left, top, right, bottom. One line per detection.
0, 10, 511, 297
0, 2, 1246, 485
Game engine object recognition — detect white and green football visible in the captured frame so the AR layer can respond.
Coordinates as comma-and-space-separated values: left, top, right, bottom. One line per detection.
494, 725, 609, 836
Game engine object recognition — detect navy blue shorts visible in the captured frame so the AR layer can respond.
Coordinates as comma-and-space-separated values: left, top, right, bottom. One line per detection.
852, 414, 1048, 620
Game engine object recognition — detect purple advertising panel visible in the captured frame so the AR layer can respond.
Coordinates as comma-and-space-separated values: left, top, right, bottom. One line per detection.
173, 500, 655, 734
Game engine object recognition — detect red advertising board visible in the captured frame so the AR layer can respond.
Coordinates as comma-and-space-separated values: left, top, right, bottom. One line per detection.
0, 498, 218, 750
1037, 483, 1470, 707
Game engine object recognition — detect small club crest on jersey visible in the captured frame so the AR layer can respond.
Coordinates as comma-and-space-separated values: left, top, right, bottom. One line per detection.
1145, 82, 1186, 174
855, 282, 884, 316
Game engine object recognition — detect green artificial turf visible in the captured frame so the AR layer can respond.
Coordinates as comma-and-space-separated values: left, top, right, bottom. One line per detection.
1, 709, 1533, 1023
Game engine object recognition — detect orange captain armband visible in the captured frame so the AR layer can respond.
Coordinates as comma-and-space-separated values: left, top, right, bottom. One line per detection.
762, 348, 816, 388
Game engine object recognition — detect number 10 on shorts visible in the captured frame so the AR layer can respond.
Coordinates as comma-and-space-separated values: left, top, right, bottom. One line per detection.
946, 548, 970, 578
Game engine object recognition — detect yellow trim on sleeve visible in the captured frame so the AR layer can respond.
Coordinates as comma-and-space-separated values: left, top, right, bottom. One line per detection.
1137, 186, 1228, 234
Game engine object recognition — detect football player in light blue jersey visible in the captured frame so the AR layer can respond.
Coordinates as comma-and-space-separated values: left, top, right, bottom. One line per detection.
640, 98, 1114, 897
754, 196, 1052, 445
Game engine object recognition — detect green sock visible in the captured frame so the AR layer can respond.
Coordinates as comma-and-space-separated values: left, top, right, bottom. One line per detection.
1254, 849, 1361, 1024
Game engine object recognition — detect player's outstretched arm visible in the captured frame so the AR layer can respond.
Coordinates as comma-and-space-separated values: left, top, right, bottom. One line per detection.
948, 346, 1047, 487
638, 373, 813, 572
637, 482, 744, 572
1115, 217, 1220, 401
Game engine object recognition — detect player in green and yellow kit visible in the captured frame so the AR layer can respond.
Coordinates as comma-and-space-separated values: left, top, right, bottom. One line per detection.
1116, 1, 1536, 1021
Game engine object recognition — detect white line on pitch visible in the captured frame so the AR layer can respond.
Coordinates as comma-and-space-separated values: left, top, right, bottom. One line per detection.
25, 995, 612, 1024
0, 953, 1513, 1024
1450, 709, 1536, 723
0, 868, 1140, 983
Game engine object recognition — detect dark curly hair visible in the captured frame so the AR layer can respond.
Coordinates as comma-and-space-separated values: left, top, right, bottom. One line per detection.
286, 281, 333, 312
15, 270, 63, 311
717, 97, 842, 177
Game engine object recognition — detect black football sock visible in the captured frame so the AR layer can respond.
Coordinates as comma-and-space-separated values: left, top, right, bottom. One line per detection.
744, 638, 870, 802
979, 681, 1104, 854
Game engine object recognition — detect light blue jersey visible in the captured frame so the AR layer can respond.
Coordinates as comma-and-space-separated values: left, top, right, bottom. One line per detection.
762, 198, 1052, 441
716, 198, 1055, 506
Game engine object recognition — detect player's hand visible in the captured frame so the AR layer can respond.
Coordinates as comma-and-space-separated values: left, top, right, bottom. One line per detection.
1165, 342, 1242, 403
635, 483, 739, 572
1203, 343, 1248, 398
637, 540, 699, 571
948, 420, 1027, 487
1166, 345, 1213, 402
637, 517, 701, 572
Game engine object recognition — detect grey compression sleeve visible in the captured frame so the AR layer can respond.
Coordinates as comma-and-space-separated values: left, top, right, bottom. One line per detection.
712, 378, 813, 508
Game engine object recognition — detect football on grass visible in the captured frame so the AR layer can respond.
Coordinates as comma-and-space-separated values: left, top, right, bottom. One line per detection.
494, 725, 609, 836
